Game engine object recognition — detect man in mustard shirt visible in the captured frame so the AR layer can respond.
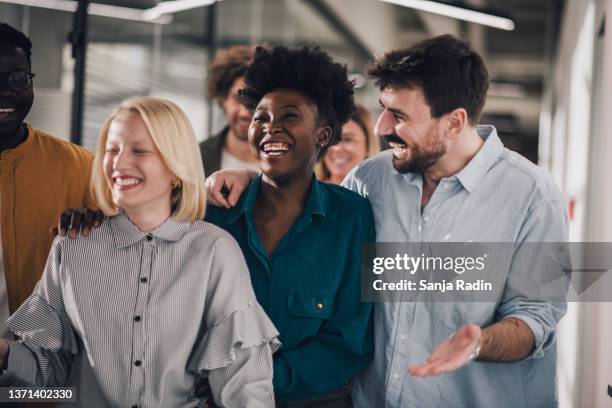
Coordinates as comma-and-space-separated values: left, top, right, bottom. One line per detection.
0, 22, 93, 335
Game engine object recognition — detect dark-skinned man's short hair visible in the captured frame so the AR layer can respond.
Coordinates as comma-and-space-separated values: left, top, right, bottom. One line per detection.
0, 22, 33, 67
368, 34, 489, 126
207, 45, 255, 106
238, 45, 355, 158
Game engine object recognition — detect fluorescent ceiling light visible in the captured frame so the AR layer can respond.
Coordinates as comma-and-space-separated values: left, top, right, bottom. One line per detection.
143, 0, 218, 21
0, 0, 221, 23
0, 0, 77, 12
380, 0, 515, 31
91, 2, 169, 23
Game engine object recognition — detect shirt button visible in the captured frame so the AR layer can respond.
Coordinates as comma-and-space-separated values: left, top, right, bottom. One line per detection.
423, 216, 430, 222
400, 334, 406, 340
134, 316, 141, 322
140, 277, 148, 283
316, 302, 324, 310
134, 360, 142, 366
393, 373, 400, 380
145, 234, 153, 241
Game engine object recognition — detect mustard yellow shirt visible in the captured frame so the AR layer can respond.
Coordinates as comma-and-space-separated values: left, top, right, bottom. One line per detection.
0, 124, 93, 312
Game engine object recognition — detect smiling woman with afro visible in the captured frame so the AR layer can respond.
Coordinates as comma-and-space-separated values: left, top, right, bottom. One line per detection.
238, 45, 356, 158
204, 44, 375, 407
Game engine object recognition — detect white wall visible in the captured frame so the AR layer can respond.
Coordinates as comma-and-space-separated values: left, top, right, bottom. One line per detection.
543, 0, 612, 406
580, 1, 612, 407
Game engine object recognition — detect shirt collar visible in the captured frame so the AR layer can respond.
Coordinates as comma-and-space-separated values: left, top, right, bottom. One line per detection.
222, 173, 328, 225
454, 125, 504, 193
304, 175, 328, 218
110, 210, 191, 248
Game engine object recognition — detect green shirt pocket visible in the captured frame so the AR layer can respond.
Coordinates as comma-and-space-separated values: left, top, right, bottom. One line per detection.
287, 289, 335, 320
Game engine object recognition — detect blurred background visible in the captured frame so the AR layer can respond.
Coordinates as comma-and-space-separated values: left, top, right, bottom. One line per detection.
1, 0, 611, 406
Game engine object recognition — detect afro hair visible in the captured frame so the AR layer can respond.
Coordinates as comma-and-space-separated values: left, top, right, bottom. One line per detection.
238, 45, 355, 157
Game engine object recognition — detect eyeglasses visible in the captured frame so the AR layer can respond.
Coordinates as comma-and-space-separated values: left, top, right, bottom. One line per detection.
0, 71, 36, 92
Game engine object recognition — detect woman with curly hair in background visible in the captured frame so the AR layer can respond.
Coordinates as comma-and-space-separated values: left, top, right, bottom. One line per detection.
205, 46, 375, 407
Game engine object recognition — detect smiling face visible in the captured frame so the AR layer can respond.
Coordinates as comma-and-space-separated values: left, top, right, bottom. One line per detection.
222, 77, 252, 141
103, 111, 175, 219
0, 46, 34, 141
375, 85, 447, 173
249, 88, 329, 185
323, 119, 368, 181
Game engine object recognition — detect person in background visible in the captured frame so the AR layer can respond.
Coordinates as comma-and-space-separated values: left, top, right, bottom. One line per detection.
0, 22, 93, 340
316, 105, 379, 184
200, 45, 259, 175
0, 97, 279, 408
205, 45, 374, 407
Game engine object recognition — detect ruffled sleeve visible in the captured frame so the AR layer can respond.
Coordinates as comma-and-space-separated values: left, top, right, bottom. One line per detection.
190, 301, 280, 372
8, 292, 79, 355
2, 238, 78, 386
189, 232, 279, 407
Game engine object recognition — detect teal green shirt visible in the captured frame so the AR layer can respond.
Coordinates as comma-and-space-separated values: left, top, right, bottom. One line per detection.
206, 175, 374, 402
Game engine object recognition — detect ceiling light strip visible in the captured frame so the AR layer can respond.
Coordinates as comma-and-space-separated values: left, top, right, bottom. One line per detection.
143, 0, 219, 21
0, 0, 214, 24
380, 0, 515, 31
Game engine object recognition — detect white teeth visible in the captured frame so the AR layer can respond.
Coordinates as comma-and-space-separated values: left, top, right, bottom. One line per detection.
0, 108, 15, 113
115, 177, 141, 186
262, 142, 289, 153
389, 142, 410, 159
389, 142, 407, 150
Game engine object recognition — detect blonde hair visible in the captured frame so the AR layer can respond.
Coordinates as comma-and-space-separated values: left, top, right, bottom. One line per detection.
91, 97, 206, 221
316, 105, 380, 180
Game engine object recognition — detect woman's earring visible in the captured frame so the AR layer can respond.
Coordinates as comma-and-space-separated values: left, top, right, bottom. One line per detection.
171, 179, 182, 189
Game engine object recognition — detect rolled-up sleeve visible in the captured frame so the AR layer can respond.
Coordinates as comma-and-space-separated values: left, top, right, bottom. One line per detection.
497, 201, 570, 359
188, 234, 279, 407
2, 238, 79, 386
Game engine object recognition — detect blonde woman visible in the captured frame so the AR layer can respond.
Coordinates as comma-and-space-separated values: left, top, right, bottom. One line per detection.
316, 105, 380, 184
0, 97, 279, 407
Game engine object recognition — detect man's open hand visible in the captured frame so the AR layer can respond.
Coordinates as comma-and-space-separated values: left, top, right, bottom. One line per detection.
408, 323, 481, 377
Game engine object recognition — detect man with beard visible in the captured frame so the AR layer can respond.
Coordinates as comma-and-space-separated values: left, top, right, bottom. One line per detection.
200, 45, 259, 175
205, 35, 569, 408
343, 35, 568, 407
0, 22, 92, 339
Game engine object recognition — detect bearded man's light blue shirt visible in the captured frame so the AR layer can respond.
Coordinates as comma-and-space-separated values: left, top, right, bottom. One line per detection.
343, 125, 569, 408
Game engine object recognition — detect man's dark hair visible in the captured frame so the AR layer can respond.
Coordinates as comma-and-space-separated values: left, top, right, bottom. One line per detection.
0, 22, 33, 67
238, 45, 355, 157
207, 45, 255, 105
368, 34, 489, 126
